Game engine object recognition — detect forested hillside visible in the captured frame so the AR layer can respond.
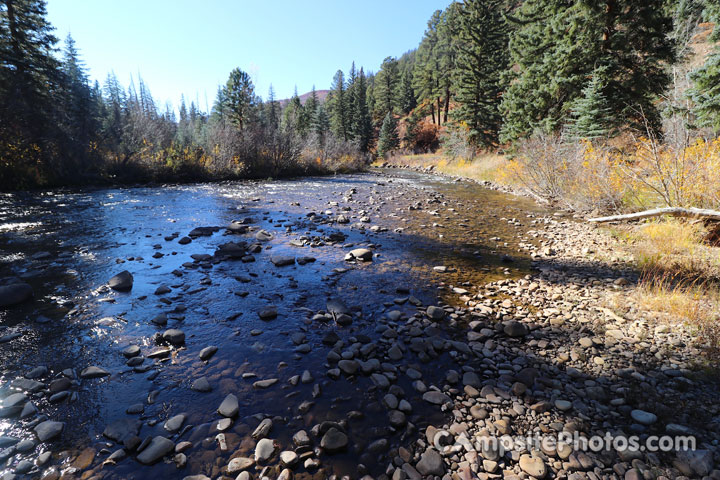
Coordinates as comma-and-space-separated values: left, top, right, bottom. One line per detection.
1, 0, 719, 191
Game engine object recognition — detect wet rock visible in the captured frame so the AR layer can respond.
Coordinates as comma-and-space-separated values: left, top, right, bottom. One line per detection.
136, 436, 175, 464
504, 320, 529, 337
280, 450, 299, 467
422, 391, 450, 405
252, 418, 273, 439
255, 438, 276, 462
123, 345, 141, 358
258, 307, 278, 320
426, 306, 445, 320
227, 456, 254, 474
345, 248, 373, 262
191, 377, 211, 392
0, 282, 33, 307
80, 366, 110, 379
253, 378, 278, 389
320, 427, 348, 453
103, 418, 140, 443
162, 329, 185, 345
34, 420, 64, 442
108, 271, 133, 291
630, 409, 657, 425
164, 414, 186, 433
255, 230, 273, 242
416, 449, 445, 476
199, 345, 217, 361
326, 298, 350, 315
271, 255, 295, 267
293, 430, 311, 447
218, 394, 239, 417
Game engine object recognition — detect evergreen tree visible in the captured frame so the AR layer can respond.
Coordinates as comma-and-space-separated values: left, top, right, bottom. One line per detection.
219, 67, 255, 130
414, 10, 442, 125
377, 112, 399, 158
351, 68, 372, 152
500, 0, 675, 142
313, 104, 330, 144
266, 84, 279, 130
566, 68, 614, 139
60, 33, 96, 154
0, 0, 62, 182
328, 69, 349, 140
399, 68, 416, 115
689, 2, 720, 132
374, 56, 400, 119
452, 0, 509, 148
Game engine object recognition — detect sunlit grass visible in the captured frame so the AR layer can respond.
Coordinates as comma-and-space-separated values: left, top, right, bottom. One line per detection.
386, 152, 511, 184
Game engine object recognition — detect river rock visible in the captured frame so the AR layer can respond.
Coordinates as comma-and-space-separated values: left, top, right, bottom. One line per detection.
504, 320, 529, 337
345, 248, 373, 261
162, 329, 185, 345
108, 271, 133, 291
426, 306, 445, 320
136, 436, 175, 464
218, 394, 239, 417
199, 345, 217, 361
519, 454, 547, 478
227, 456, 254, 474
630, 409, 657, 425
320, 427, 348, 453
416, 449, 445, 475
255, 438, 275, 462
0, 282, 33, 307
80, 366, 110, 379
271, 255, 295, 267
164, 414, 186, 433
191, 377, 211, 392
422, 391, 450, 405
34, 421, 64, 442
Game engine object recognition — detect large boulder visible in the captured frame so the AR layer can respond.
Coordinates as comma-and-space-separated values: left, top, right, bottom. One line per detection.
0, 282, 33, 307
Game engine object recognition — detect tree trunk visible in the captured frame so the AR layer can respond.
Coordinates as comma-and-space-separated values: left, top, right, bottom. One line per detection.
437, 97, 442, 127
588, 207, 720, 223
443, 86, 450, 124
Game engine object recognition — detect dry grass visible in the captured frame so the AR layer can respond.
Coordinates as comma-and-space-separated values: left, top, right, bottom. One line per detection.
385, 152, 511, 184
620, 219, 720, 280
635, 274, 720, 357
617, 219, 720, 357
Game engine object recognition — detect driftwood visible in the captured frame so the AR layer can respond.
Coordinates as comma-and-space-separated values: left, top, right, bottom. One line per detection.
588, 207, 720, 223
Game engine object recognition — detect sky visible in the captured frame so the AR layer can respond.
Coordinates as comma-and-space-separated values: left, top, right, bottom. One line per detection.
45, 0, 454, 111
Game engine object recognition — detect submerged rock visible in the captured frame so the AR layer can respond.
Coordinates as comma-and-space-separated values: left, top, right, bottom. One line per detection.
0, 282, 33, 307
108, 271, 133, 291
136, 436, 175, 464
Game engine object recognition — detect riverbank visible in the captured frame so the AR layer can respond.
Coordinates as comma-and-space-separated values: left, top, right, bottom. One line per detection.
0, 169, 717, 479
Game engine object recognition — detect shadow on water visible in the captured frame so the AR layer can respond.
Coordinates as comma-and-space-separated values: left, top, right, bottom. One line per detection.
0, 169, 713, 478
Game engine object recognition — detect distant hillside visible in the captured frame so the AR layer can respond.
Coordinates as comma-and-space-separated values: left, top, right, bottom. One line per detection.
278, 89, 330, 107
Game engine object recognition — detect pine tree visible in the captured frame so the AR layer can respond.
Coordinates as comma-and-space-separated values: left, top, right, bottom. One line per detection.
313, 104, 330, 145
399, 68, 416, 115
377, 112, 399, 158
0, 0, 62, 182
351, 68, 372, 152
413, 10, 442, 125
220, 68, 255, 130
500, 0, 675, 142
452, 0, 509, 148
566, 68, 614, 140
328, 69, 349, 140
266, 84, 279, 130
373, 57, 400, 119
689, 2, 720, 132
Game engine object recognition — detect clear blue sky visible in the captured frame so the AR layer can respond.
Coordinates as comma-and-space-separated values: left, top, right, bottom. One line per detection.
46, 0, 453, 111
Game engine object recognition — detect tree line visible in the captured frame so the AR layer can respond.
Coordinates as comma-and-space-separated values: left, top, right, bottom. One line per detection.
1, 0, 719, 189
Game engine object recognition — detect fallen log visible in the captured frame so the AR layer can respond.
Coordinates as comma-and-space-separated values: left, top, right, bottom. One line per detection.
588, 207, 720, 223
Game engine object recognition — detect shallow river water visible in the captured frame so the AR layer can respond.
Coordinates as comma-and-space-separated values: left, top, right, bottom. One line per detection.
0, 169, 547, 479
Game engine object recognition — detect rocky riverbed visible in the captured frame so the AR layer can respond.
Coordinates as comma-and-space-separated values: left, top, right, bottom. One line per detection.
0, 169, 718, 480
